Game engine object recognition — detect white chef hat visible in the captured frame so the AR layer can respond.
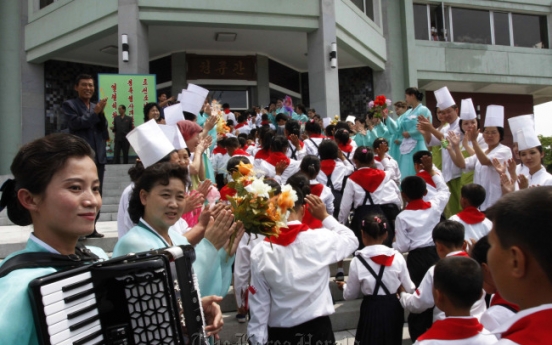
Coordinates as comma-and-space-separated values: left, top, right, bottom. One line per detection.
180, 90, 205, 115
517, 126, 541, 151
434, 86, 455, 110
484, 105, 504, 128
459, 98, 477, 120
508, 114, 535, 142
126, 119, 175, 168
159, 124, 187, 150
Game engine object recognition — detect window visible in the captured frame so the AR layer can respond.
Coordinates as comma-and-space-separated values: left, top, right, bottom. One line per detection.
413, 3, 549, 49
40, 0, 55, 9
512, 13, 548, 48
350, 0, 374, 21
493, 12, 511, 46
209, 90, 249, 110
413, 4, 429, 40
451, 8, 492, 44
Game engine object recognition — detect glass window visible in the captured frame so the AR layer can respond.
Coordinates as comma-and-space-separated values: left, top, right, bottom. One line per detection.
351, 0, 364, 13
512, 13, 548, 48
209, 90, 249, 110
365, 0, 374, 21
452, 8, 492, 44
494, 12, 511, 46
413, 4, 429, 40
429, 4, 447, 41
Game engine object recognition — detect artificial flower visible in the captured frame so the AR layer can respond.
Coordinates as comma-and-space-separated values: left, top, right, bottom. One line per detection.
244, 179, 272, 199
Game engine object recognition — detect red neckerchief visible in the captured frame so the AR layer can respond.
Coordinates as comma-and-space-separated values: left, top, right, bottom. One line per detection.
418, 318, 483, 341
265, 152, 290, 166
213, 146, 227, 155
243, 144, 249, 151
371, 254, 395, 266
232, 149, 250, 157
235, 122, 247, 129
320, 160, 336, 176
265, 223, 310, 246
308, 133, 325, 139
501, 308, 552, 344
490, 292, 519, 312
224, 108, 231, 114
302, 205, 323, 229
374, 156, 381, 162
261, 120, 270, 126
456, 206, 486, 225
287, 136, 304, 148
348, 168, 386, 193
220, 185, 236, 201
327, 136, 334, 140
254, 149, 271, 160
451, 251, 469, 258
310, 183, 324, 197
338, 140, 353, 153
405, 199, 432, 211
416, 170, 436, 188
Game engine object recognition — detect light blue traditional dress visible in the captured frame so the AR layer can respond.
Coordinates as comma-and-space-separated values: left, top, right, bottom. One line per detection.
385, 115, 403, 161
0, 235, 108, 345
397, 104, 432, 179
113, 218, 234, 297
197, 111, 216, 182
353, 127, 379, 148
292, 112, 309, 124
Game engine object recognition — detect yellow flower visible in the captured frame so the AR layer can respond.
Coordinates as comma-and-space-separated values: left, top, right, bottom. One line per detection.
238, 161, 254, 176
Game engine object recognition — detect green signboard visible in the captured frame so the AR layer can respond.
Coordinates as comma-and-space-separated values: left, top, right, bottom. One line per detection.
98, 74, 157, 159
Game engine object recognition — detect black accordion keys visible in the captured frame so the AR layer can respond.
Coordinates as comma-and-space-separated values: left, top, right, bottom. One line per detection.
28, 245, 208, 345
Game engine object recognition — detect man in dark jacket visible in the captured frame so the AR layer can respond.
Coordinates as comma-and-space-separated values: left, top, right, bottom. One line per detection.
62, 74, 108, 238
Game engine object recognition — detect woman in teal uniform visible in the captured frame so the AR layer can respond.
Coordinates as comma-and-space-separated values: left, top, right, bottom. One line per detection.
113, 161, 244, 297
397, 87, 432, 179
0, 134, 109, 345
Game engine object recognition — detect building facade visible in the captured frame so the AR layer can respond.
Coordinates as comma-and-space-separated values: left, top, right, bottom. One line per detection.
0, 0, 551, 173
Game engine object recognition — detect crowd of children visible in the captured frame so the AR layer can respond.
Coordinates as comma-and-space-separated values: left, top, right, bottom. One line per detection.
2, 87, 552, 345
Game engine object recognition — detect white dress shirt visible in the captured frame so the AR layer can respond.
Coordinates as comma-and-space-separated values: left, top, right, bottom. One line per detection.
233, 233, 265, 308
393, 174, 450, 253
247, 217, 358, 345
464, 144, 512, 211
286, 140, 306, 161
492, 304, 552, 344
342, 245, 415, 300
309, 180, 335, 215
315, 159, 355, 191
448, 214, 492, 242
338, 165, 403, 224
480, 303, 516, 333
414, 317, 497, 345
400, 251, 487, 322
254, 158, 301, 185
117, 183, 135, 238
304, 137, 326, 156
211, 152, 230, 176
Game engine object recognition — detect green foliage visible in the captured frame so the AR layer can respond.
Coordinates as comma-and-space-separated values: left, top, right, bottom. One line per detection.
538, 135, 552, 171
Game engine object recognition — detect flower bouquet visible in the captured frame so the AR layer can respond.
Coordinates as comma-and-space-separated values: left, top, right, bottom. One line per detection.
211, 100, 231, 134
368, 95, 393, 119
225, 162, 298, 249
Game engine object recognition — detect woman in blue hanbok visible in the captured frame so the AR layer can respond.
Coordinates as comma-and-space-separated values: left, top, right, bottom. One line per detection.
397, 88, 432, 179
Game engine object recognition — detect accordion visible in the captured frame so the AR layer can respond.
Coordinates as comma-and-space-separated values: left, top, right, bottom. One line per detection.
28, 245, 208, 345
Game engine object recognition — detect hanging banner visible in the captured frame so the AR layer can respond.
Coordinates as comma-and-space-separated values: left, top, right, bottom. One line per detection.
98, 74, 157, 160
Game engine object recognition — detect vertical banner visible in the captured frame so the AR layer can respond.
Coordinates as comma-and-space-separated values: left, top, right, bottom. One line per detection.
98, 74, 157, 160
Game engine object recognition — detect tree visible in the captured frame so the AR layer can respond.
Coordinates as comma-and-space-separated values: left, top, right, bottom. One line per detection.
538, 135, 552, 173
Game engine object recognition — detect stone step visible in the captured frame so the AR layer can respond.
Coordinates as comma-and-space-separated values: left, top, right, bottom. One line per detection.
100, 205, 119, 213
102, 181, 131, 190
104, 164, 135, 171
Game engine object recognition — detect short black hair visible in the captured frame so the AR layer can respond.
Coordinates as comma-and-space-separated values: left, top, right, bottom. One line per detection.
225, 137, 240, 149
300, 155, 321, 179
319, 140, 339, 161
325, 124, 336, 137
305, 119, 322, 134
297, 104, 307, 114
261, 113, 269, 121
226, 119, 235, 126
482, 126, 505, 141
334, 121, 350, 131
285, 119, 301, 136
275, 113, 288, 123
143, 102, 161, 123
334, 128, 351, 145
486, 186, 552, 284
461, 184, 486, 208
360, 212, 388, 239
270, 136, 289, 153
432, 220, 465, 248
227, 156, 251, 173
373, 137, 388, 150
119, 104, 127, 110
433, 256, 483, 309
352, 146, 374, 164
183, 111, 197, 122
222, 103, 230, 109
237, 114, 248, 123
74, 74, 93, 86
413, 150, 432, 164
470, 235, 490, 265
401, 176, 427, 200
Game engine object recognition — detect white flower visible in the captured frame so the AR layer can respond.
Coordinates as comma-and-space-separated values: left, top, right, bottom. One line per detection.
281, 184, 298, 203
245, 179, 272, 198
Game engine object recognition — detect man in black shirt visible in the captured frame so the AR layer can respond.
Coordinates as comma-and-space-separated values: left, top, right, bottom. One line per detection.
112, 104, 134, 164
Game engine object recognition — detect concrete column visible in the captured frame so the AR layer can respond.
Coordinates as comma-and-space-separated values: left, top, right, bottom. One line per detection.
0, 0, 22, 174
307, 0, 340, 118
171, 52, 186, 97
373, 0, 406, 103
402, 0, 418, 88
20, 0, 44, 145
118, 0, 149, 74
256, 55, 270, 108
